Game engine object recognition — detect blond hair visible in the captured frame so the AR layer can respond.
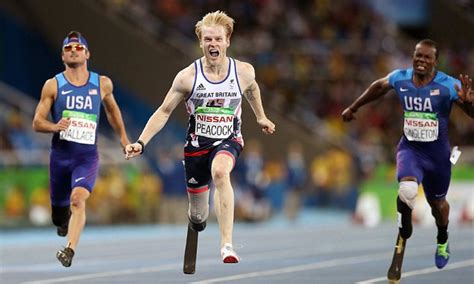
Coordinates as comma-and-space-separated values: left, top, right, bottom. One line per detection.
195, 11, 235, 41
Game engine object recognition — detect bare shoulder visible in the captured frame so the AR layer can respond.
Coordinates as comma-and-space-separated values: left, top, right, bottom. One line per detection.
234, 59, 255, 89
235, 59, 255, 77
173, 63, 196, 94
42, 77, 58, 97
176, 63, 196, 81
44, 77, 57, 88
377, 75, 392, 90
100, 75, 113, 95
100, 75, 113, 85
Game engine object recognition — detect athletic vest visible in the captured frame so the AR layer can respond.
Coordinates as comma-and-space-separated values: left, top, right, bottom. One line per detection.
185, 58, 243, 150
51, 71, 101, 152
388, 68, 460, 145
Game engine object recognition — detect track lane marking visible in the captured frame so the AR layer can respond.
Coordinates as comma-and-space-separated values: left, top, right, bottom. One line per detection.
355, 259, 474, 283
191, 242, 473, 284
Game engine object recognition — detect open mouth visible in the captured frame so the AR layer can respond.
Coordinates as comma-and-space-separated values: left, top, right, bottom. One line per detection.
210, 50, 219, 58
415, 63, 427, 71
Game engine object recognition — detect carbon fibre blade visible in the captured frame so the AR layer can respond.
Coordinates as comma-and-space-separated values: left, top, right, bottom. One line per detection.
183, 224, 198, 274
387, 233, 406, 283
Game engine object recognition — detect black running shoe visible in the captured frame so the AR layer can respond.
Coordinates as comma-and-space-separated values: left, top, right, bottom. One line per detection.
57, 224, 68, 237
56, 247, 75, 267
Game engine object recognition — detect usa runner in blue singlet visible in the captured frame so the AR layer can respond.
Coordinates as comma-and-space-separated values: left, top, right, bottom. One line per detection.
33, 31, 130, 267
342, 39, 473, 277
388, 68, 459, 200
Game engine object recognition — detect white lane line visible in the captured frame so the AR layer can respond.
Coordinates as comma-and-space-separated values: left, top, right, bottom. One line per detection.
6, 234, 391, 274
190, 252, 390, 284
20, 263, 181, 284
355, 259, 474, 284
18, 250, 388, 284
191, 242, 474, 284
17, 241, 473, 283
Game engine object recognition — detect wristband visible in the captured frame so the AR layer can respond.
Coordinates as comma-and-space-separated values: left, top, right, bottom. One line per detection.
136, 140, 145, 155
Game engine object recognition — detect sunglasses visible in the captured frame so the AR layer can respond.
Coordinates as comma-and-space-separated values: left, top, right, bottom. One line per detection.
63, 44, 86, 52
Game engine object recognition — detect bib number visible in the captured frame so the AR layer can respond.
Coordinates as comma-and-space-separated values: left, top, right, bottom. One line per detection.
59, 110, 97, 145
195, 107, 234, 139
403, 111, 438, 142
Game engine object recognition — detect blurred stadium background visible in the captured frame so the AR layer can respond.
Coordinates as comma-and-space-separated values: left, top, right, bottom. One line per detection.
0, 0, 473, 230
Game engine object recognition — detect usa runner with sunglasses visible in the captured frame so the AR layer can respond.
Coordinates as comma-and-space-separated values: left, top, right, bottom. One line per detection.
32, 31, 130, 267
125, 11, 275, 272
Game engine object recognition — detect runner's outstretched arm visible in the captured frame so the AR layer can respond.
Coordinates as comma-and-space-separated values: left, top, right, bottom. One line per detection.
342, 76, 393, 122
100, 76, 130, 147
240, 63, 275, 134
125, 69, 189, 158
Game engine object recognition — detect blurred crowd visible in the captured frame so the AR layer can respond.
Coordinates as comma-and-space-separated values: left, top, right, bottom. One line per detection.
102, 0, 474, 157
0, 104, 48, 166
2, 0, 474, 227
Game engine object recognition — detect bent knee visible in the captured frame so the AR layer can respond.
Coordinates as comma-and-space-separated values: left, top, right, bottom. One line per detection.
70, 188, 90, 209
188, 188, 210, 224
428, 199, 450, 212
70, 197, 85, 209
212, 168, 230, 182
398, 181, 418, 209
188, 204, 209, 224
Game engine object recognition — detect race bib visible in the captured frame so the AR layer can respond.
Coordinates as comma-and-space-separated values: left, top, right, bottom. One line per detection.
59, 110, 97, 145
195, 107, 234, 139
403, 111, 438, 142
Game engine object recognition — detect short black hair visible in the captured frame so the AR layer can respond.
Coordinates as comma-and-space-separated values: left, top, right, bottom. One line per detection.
417, 39, 439, 59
